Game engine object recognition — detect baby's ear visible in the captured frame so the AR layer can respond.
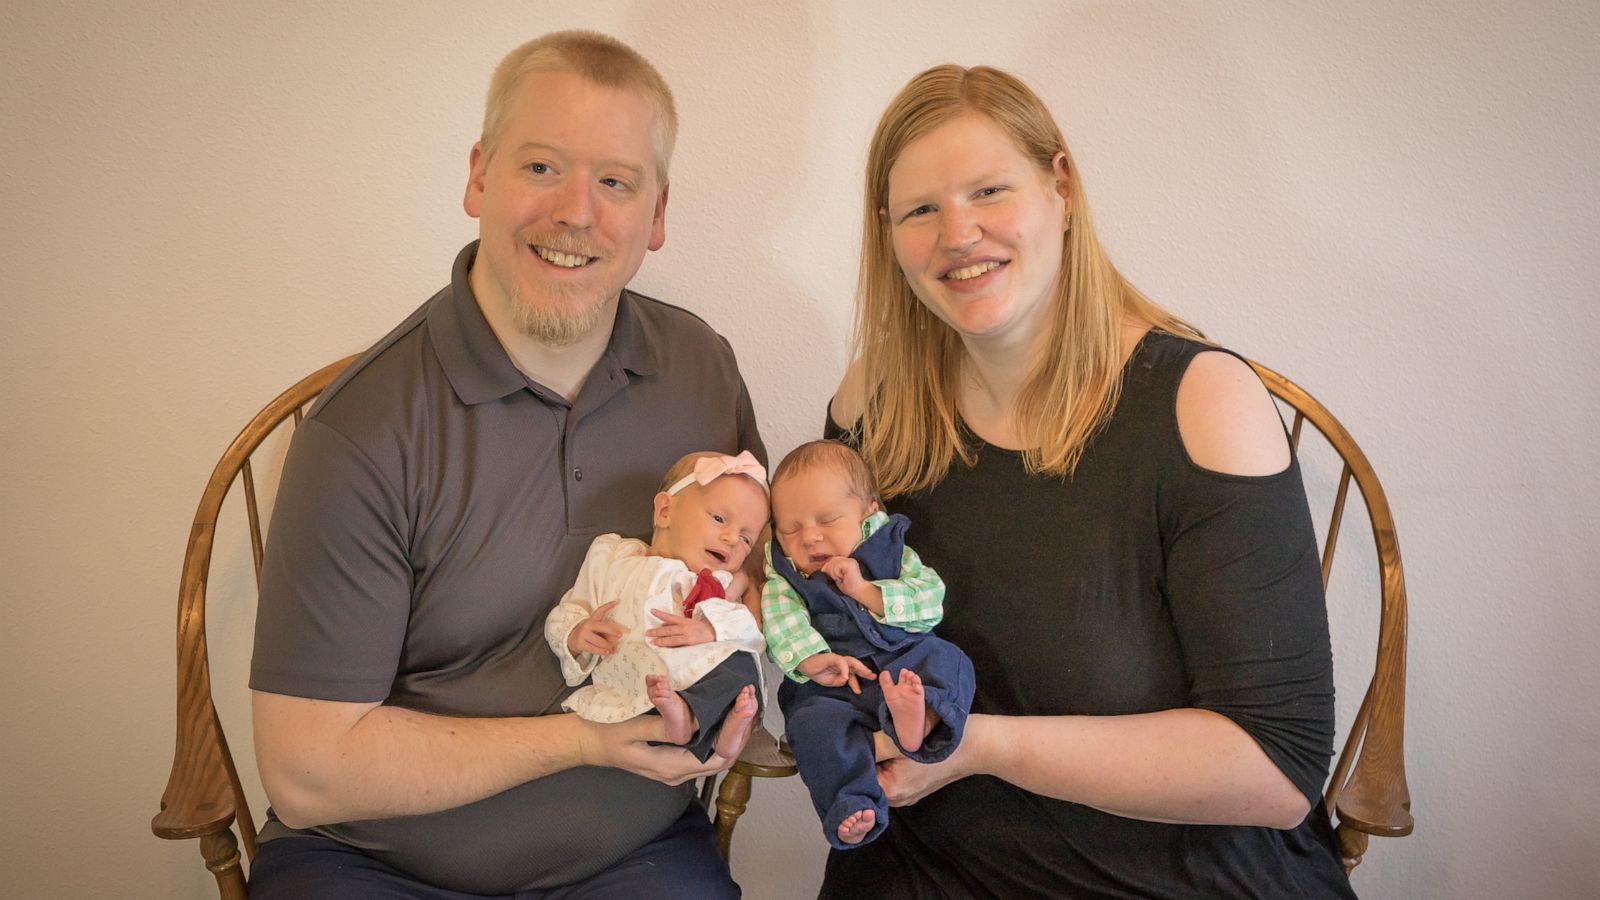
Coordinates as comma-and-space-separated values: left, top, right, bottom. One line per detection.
652, 491, 673, 528
868, 500, 881, 516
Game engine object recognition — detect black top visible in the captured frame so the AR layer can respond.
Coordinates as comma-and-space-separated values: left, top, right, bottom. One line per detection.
820, 331, 1354, 899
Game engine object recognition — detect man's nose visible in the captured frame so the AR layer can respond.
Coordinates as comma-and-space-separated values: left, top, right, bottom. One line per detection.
551, 178, 597, 229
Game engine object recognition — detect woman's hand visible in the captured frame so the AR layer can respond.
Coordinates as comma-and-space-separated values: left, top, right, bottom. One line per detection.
876, 728, 980, 807
646, 608, 717, 647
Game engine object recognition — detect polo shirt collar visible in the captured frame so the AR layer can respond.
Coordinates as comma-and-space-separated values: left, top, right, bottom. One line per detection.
429, 241, 660, 406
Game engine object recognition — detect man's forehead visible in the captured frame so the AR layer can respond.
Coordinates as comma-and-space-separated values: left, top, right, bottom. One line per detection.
497, 69, 660, 163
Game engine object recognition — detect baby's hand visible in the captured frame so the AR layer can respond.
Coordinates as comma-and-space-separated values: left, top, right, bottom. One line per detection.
568, 600, 624, 658
647, 608, 717, 647
726, 570, 751, 604
796, 652, 874, 694
821, 557, 868, 595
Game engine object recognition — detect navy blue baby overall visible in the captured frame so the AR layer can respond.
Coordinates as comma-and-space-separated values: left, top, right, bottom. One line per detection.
771, 513, 975, 849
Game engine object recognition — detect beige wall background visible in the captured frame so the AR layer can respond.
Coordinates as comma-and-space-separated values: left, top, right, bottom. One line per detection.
4, 1, 1597, 897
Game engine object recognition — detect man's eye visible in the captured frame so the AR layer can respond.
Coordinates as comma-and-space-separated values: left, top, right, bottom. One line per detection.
527, 163, 551, 175
600, 177, 629, 190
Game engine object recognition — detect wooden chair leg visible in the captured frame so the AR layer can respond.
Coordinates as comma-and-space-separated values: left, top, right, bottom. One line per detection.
201, 829, 248, 899
714, 769, 754, 863
1335, 824, 1369, 874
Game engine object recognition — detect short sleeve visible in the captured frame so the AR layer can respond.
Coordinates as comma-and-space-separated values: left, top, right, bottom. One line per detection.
1163, 459, 1338, 809
250, 418, 411, 702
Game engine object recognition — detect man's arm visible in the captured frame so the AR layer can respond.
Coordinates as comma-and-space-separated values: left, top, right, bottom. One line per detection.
254, 692, 750, 828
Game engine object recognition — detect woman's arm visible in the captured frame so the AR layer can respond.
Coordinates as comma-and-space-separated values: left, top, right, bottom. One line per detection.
880, 709, 1309, 829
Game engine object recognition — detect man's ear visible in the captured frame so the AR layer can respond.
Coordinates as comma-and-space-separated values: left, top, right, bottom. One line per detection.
652, 490, 673, 528
464, 141, 487, 218
648, 182, 669, 251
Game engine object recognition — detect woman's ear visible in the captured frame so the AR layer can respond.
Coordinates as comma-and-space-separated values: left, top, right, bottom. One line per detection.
652, 491, 673, 529
1051, 151, 1072, 206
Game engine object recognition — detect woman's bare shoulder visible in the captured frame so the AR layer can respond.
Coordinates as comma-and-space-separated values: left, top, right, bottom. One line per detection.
828, 357, 870, 428
1174, 351, 1290, 476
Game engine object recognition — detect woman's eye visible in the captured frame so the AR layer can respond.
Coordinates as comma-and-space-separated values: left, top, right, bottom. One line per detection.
905, 205, 934, 220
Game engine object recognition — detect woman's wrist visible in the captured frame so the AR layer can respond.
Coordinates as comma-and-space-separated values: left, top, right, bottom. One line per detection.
959, 713, 1005, 779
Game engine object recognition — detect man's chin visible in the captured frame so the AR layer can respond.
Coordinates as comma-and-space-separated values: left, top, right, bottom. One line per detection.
510, 292, 612, 345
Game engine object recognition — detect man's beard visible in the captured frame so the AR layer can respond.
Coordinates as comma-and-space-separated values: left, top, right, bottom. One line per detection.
509, 282, 612, 347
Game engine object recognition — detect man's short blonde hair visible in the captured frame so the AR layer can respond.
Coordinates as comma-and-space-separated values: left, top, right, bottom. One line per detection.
481, 30, 678, 181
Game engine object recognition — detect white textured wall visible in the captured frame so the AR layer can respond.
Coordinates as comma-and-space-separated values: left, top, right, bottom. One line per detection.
4, 2, 1597, 897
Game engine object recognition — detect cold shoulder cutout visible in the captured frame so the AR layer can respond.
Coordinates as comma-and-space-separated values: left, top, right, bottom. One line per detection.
1176, 350, 1291, 477
827, 357, 870, 432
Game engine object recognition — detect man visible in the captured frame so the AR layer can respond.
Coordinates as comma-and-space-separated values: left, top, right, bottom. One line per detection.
247, 31, 763, 898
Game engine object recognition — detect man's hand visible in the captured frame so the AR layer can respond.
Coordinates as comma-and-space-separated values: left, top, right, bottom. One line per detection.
567, 600, 624, 657
578, 706, 754, 785
797, 652, 874, 694
646, 608, 717, 647
821, 557, 884, 616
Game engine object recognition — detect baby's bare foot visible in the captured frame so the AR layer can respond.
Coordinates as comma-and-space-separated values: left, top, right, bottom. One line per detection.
881, 669, 928, 753
837, 808, 876, 845
713, 684, 758, 759
646, 674, 695, 745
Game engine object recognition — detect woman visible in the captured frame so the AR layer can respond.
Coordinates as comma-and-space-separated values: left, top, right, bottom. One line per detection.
820, 64, 1355, 898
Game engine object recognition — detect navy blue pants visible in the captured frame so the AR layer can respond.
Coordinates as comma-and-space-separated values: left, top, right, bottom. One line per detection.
248, 803, 738, 899
779, 633, 975, 850
655, 652, 761, 762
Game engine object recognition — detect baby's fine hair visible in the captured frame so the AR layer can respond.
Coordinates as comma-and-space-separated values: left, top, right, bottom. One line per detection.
770, 440, 880, 505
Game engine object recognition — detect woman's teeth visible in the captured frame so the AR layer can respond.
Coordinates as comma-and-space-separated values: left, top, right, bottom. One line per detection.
946, 261, 1001, 280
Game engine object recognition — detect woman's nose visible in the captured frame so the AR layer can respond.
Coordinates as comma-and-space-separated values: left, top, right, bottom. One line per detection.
938, 208, 980, 253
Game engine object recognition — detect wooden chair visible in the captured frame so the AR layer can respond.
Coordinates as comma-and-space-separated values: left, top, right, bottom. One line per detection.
1249, 360, 1413, 873
152, 356, 794, 897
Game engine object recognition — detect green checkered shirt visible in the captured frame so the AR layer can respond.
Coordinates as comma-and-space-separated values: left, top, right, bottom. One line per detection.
761, 511, 945, 682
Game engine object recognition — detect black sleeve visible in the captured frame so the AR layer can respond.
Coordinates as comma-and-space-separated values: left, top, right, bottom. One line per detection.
1162, 459, 1338, 809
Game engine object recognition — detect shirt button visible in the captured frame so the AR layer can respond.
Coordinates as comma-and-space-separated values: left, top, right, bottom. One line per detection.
573, 467, 583, 481
780, 651, 793, 662
893, 602, 905, 614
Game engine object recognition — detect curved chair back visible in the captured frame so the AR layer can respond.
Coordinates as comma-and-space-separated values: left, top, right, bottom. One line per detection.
1249, 360, 1414, 872
152, 356, 356, 897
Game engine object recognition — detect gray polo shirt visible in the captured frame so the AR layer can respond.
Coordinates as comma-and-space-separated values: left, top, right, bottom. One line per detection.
251, 241, 765, 893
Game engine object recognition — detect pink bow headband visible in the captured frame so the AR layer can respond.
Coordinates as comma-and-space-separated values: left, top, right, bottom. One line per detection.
667, 450, 769, 495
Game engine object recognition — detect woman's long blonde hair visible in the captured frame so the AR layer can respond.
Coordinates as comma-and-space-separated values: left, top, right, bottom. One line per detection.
854, 64, 1202, 499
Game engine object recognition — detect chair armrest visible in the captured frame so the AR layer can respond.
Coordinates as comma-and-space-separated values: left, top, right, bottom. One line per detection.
152, 740, 236, 840
732, 724, 796, 778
